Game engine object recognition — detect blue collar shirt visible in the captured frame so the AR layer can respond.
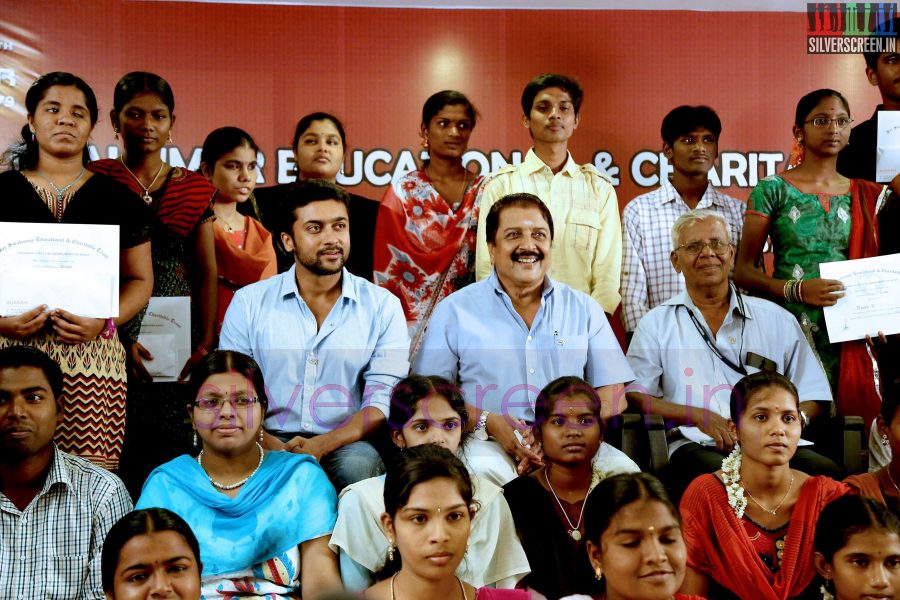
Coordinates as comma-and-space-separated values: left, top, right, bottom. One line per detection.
413, 271, 633, 422
219, 266, 410, 436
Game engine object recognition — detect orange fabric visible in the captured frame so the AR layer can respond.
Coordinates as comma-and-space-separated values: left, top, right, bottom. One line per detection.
680, 474, 849, 600
214, 216, 277, 329
838, 179, 882, 430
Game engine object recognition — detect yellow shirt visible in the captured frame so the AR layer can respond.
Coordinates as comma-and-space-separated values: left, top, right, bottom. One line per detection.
474, 148, 622, 313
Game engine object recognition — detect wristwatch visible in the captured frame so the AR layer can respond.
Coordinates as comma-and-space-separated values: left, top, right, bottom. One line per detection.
474, 410, 491, 441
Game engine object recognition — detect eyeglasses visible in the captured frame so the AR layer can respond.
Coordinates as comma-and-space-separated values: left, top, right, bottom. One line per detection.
803, 117, 853, 129
194, 396, 261, 411
675, 239, 732, 255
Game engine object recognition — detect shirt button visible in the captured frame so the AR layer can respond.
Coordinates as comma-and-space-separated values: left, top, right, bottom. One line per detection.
308, 357, 318, 365
728, 337, 736, 344
302, 423, 311, 431
529, 368, 535, 374
527, 335, 532, 342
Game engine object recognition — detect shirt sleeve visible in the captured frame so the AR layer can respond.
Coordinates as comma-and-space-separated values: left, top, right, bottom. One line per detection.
585, 297, 634, 386
411, 300, 460, 382
620, 201, 649, 331
474, 175, 504, 281
746, 177, 780, 218
588, 174, 623, 314
85, 475, 133, 599
624, 314, 665, 398
362, 293, 411, 417
218, 288, 253, 356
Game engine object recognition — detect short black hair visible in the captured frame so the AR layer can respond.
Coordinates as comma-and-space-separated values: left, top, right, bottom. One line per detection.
864, 17, 900, 70
0, 345, 64, 401
521, 73, 584, 116
484, 193, 554, 246
660, 105, 722, 147
273, 178, 350, 238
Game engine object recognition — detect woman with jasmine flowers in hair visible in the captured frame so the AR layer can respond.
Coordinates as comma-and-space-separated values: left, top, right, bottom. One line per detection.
679, 371, 849, 599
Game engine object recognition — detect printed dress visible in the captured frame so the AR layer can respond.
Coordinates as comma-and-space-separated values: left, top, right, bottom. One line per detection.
89, 159, 214, 491
373, 168, 484, 355
0, 170, 151, 469
747, 174, 883, 426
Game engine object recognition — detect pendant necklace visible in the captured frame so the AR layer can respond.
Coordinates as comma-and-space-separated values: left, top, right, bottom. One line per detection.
744, 471, 794, 516
37, 167, 85, 216
545, 468, 590, 541
197, 442, 265, 490
118, 156, 165, 204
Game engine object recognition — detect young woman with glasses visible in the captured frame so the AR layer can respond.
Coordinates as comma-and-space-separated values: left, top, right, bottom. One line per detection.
734, 88, 886, 428
135, 350, 342, 598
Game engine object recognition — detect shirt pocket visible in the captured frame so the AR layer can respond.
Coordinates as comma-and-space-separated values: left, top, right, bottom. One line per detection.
549, 333, 589, 376
565, 209, 601, 252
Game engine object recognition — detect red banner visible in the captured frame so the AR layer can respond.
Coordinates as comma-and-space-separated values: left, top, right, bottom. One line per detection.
0, 3, 882, 205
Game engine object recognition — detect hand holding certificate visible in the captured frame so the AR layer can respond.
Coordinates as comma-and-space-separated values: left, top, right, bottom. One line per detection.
820, 254, 900, 343
0, 222, 120, 318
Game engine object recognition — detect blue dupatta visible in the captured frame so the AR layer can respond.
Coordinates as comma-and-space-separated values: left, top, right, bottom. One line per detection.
136, 451, 336, 575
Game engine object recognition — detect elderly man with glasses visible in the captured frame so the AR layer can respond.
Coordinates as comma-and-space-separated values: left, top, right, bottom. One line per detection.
625, 209, 841, 498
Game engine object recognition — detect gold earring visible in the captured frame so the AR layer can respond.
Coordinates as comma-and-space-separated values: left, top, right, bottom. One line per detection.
594, 566, 603, 581
387, 540, 395, 562
168, 131, 174, 144
114, 129, 119, 142
259, 428, 264, 443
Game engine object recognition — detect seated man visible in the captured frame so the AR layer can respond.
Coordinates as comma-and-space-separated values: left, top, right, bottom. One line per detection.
220, 179, 409, 492
626, 210, 841, 497
0, 345, 132, 598
415, 192, 636, 486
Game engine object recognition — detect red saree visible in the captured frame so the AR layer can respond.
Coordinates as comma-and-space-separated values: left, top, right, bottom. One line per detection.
214, 216, 277, 329
838, 179, 883, 429
681, 474, 849, 600
373, 168, 483, 354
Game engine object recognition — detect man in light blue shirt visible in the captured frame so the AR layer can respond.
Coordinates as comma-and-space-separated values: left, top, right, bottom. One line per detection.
626, 209, 839, 497
414, 193, 635, 485
220, 180, 409, 491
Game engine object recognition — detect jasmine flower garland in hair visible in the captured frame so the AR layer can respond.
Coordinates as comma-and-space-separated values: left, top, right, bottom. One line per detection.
721, 443, 747, 518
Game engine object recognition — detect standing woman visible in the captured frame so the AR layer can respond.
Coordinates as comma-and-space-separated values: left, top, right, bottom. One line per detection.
0, 72, 153, 470
734, 89, 885, 429
373, 91, 484, 354
199, 127, 276, 331
250, 111, 379, 279
89, 71, 217, 492
679, 371, 849, 599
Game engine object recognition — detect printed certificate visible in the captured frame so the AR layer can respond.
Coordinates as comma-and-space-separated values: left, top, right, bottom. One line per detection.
0, 222, 119, 318
820, 254, 900, 343
137, 296, 192, 382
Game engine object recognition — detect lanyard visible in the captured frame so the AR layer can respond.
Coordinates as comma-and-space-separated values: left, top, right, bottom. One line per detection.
683, 291, 747, 376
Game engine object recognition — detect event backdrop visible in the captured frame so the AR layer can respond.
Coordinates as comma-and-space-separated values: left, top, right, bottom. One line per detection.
0, 2, 884, 204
